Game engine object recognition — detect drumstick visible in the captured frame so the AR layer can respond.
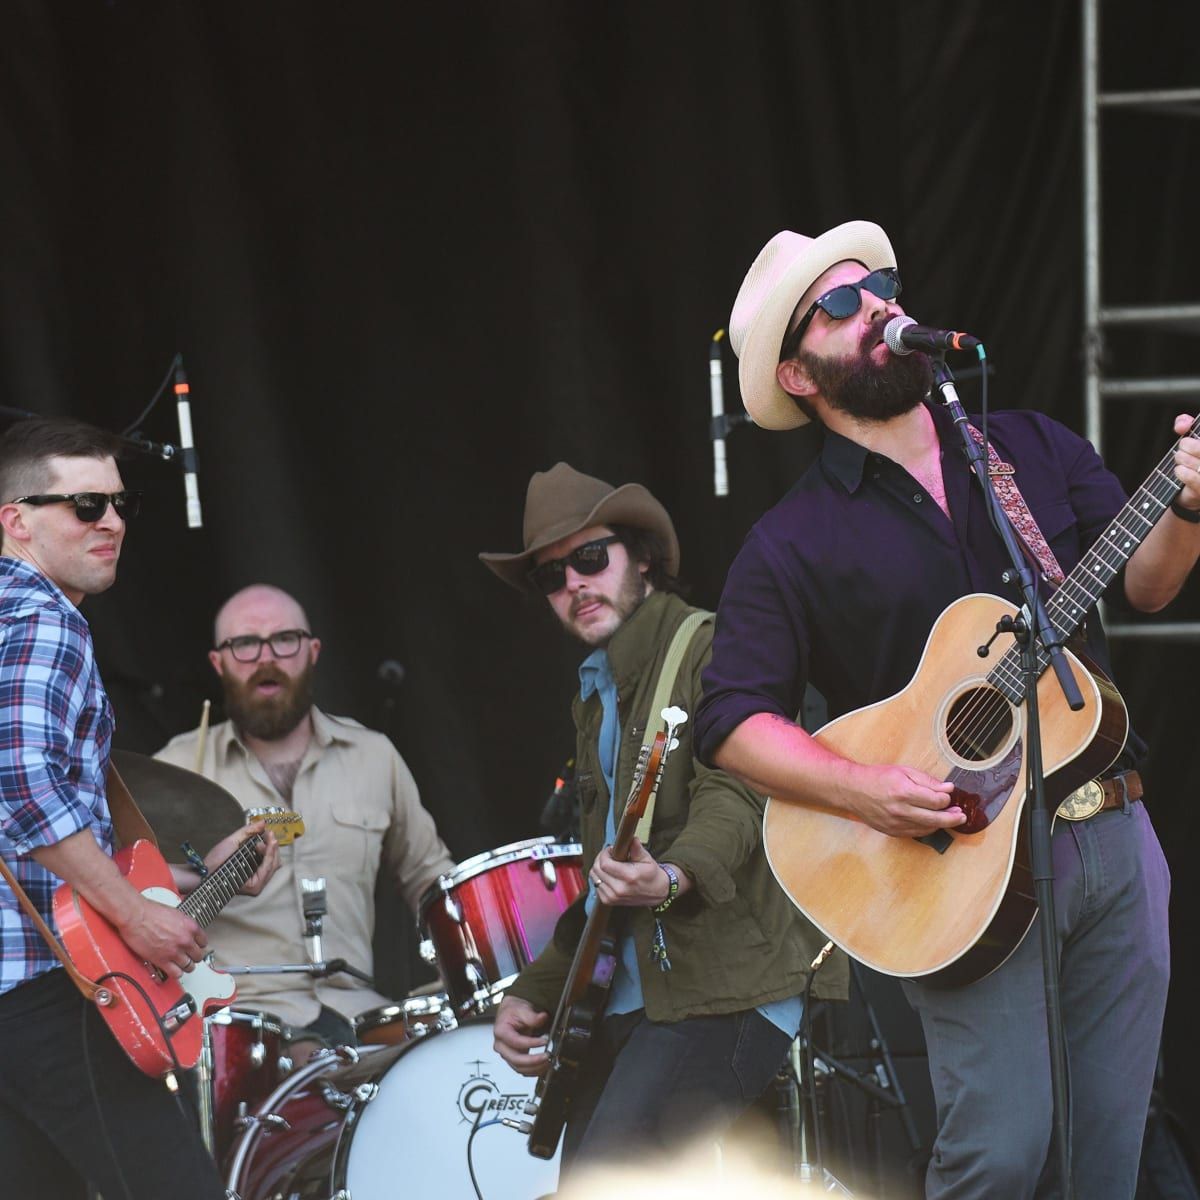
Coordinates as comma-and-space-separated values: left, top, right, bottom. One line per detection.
194, 699, 211, 774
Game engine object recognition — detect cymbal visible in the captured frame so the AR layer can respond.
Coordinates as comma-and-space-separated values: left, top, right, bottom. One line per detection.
111, 749, 246, 865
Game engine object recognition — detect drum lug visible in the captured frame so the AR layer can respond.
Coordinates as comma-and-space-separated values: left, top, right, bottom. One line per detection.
248, 1040, 266, 1069
539, 860, 558, 890
320, 1079, 380, 1112
418, 937, 438, 965
235, 1110, 292, 1134
442, 894, 463, 924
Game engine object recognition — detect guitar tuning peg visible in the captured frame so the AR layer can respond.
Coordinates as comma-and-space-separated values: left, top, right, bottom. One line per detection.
660, 705, 688, 728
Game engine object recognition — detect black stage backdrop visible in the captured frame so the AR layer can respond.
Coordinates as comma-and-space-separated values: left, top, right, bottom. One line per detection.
2, 0, 1198, 1139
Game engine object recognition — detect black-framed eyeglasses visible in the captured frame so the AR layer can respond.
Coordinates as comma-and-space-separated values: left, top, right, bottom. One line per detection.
215, 629, 313, 663
779, 267, 902, 361
528, 535, 621, 596
11, 491, 143, 522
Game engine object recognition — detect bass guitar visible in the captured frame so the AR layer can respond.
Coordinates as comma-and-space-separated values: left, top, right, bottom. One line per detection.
54, 812, 304, 1077
523, 706, 687, 1159
765, 421, 1194, 986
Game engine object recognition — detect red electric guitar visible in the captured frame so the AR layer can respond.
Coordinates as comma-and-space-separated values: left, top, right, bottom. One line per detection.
54, 811, 303, 1078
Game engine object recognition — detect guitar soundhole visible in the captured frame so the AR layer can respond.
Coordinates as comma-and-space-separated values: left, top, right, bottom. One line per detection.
944, 687, 1014, 762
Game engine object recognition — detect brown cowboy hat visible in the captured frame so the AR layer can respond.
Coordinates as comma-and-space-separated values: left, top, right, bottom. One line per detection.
479, 462, 680, 592
730, 220, 896, 430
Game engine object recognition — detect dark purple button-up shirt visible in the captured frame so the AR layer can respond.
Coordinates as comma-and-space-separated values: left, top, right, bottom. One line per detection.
695, 403, 1143, 766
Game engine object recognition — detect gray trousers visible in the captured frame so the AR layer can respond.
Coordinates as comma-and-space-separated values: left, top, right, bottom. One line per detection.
903, 799, 1170, 1200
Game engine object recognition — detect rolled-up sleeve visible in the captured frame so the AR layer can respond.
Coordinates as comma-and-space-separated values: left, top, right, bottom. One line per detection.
696, 528, 811, 766
0, 609, 96, 855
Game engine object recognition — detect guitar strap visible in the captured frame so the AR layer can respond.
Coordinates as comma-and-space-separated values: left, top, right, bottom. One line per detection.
0, 762, 159, 1002
633, 609, 713, 845
967, 424, 1066, 586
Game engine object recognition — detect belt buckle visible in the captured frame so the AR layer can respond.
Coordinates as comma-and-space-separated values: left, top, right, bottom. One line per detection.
1056, 779, 1105, 822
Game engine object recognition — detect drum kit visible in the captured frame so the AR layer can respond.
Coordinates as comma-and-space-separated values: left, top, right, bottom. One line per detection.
219, 841, 582, 1194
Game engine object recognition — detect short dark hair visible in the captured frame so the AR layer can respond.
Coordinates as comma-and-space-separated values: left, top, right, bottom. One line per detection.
610, 523, 686, 596
0, 417, 123, 503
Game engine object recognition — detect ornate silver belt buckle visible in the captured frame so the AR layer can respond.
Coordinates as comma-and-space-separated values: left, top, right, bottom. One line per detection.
1056, 779, 1105, 822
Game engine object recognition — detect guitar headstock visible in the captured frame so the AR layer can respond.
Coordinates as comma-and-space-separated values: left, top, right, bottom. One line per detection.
245, 806, 306, 847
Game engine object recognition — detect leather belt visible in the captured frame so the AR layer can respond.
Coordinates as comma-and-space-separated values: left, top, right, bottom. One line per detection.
1056, 769, 1143, 822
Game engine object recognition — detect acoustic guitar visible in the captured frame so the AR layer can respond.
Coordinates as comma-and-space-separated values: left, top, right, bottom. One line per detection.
764, 421, 1193, 986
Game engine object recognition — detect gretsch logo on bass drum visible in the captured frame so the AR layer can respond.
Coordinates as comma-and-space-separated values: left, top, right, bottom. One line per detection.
457, 1057, 532, 1125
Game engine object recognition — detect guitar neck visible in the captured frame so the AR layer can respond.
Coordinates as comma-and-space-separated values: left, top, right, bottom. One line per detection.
988, 417, 1197, 702
178, 834, 263, 929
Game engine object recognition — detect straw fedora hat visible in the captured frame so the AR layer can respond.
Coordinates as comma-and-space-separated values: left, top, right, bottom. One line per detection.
479, 462, 680, 592
729, 220, 896, 431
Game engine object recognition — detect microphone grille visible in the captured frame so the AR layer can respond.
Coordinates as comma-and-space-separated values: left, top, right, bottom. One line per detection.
883, 315, 916, 356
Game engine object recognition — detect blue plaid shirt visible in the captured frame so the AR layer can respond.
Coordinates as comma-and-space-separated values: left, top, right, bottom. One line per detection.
0, 557, 114, 994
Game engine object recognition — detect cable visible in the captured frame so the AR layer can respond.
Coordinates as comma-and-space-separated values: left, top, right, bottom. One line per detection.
466, 1116, 506, 1200
82, 992, 136, 1200
121, 353, 181, 436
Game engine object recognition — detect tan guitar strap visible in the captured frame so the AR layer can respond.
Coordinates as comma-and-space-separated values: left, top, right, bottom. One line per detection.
0, 762, 158, 1002
633, 610, 713, 845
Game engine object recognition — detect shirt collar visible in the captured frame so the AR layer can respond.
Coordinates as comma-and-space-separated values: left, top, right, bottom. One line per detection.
819, 399, 953, 494
216, 704, 350, 763
578, 648, 615, 702
0, 555, 76, 613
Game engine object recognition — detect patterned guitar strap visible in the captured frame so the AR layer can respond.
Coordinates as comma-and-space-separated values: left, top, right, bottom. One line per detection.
967, 424, 1066, 587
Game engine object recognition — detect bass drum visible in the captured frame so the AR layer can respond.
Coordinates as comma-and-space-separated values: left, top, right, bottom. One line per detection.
225, 1018, 560, 1199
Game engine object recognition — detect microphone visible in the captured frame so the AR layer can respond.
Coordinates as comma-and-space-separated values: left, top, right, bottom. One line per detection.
884, 315, 981, 356
710, 332, 728, 497
301, 877, 327, 964
174, 360, 203, 529
376, 659, 406, 689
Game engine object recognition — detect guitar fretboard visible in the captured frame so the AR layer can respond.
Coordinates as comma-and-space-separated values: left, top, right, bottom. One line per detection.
178, 834, 263, 928
987, 417, 1197, 704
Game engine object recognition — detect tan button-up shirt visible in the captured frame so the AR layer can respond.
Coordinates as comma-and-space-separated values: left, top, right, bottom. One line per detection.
155, 708, 455, 1028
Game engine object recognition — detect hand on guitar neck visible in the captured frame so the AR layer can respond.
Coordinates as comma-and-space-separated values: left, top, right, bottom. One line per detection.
170, 819, 280, 898
589, 839, 691, 907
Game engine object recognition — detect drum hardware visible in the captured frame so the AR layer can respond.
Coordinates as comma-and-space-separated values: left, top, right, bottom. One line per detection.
539, 860, 559, 889
235, 1110, 293, 1135
319, 1079, 380, 1111
418, 937, 438, 965
352, 993, 457, 1047
442, 893, 463, 923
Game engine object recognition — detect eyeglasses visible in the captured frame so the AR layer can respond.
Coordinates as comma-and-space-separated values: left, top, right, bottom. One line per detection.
215, 629, 313, 663
528, 535, 621, 595
779, 267, 902, 361
11, 491, 143, 522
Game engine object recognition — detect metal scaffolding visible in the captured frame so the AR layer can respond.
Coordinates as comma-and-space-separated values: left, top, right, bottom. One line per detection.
1081, 0, 1200, 640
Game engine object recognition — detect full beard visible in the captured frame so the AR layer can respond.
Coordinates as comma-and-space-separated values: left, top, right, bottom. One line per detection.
223, 660, 315, 741
799, 316, 933, 424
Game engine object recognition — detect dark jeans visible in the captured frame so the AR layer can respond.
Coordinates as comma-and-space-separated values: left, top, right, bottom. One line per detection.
562, 1007, 793, 1175
0, 968, 226, 1200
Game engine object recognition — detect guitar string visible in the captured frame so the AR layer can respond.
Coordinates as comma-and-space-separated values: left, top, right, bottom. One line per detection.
922, 456, 1183, 779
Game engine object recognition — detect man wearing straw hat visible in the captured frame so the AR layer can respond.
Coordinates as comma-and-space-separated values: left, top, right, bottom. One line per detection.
695, 220, 1192, 1196
481, 463, 843, 1171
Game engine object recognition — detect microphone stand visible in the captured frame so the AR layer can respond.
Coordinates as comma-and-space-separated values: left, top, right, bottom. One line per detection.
933, 354, 1078, 1199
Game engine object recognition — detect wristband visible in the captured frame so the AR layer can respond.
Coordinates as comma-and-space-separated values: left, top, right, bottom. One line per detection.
652, 864, 680, 914
1170, 499, 1200, 524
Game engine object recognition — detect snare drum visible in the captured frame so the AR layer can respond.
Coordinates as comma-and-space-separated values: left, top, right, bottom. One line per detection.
352, 990, 456, 1046
225, 1019, 560, 1200
204, 1007, 287, 1163
418, 837, 584, 1014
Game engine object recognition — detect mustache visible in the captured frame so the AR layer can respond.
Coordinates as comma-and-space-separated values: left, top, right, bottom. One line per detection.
860, 314, 892, 351
247, 664, 289, 688
570, 593, 608, 619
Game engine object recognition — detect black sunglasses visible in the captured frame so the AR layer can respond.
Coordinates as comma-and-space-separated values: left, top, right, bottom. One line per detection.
12, 491, 143, 522
528, 535, 621, 595
779, 267, 902, 361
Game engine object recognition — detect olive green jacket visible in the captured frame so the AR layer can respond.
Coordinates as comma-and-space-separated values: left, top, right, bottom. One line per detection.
507, 591, 847, 1020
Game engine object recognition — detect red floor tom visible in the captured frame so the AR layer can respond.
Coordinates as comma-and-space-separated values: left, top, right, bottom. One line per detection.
204, 1007, 287, 1164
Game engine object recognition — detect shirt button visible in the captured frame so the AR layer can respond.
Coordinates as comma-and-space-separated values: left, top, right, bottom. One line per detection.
913, 493, 924, 503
